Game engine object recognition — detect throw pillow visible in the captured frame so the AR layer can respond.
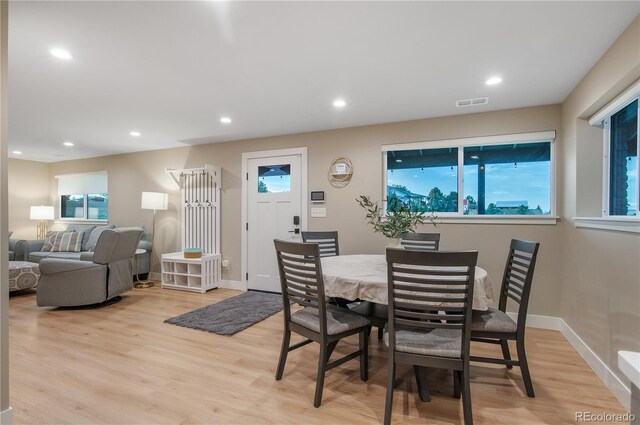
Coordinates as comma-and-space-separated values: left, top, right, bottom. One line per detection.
41, 230, 75, 252
51, 231, 84, 252
85, 225, 116, 251
8, 231, 12, 238
66, 224, 97, 251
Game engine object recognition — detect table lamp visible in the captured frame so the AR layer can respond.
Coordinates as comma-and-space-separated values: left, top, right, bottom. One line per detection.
30, 206, 54, 239
138, 192, 169, 288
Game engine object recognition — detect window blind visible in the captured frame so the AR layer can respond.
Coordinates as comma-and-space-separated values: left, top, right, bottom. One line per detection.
56, 172, 108, 195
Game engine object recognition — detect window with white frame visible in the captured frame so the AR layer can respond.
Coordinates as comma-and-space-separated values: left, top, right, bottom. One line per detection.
590, 83, 639, 217
56, 172, 108, 221
383, 131, 555, 216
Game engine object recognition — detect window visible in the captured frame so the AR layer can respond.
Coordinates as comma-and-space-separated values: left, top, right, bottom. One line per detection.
589, 81, 640, 218
383, 131, 555, 216
463, 143, 551, 215
60, 194, 108, 219
387, 148, 458, 212
605, 99, 638, 216
56, 172, 108, 221
258, 164, 291, 193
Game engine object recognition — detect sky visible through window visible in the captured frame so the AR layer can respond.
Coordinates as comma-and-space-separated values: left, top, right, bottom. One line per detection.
388, 161, 551, 213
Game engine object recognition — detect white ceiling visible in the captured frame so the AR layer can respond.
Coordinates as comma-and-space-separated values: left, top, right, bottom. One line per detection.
8, 1, 639, 162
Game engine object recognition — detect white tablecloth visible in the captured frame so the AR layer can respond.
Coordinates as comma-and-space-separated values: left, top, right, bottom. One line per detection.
321, 254, 494, 311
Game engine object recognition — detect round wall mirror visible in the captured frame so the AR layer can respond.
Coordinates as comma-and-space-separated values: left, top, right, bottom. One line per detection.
328, 157, 353, 188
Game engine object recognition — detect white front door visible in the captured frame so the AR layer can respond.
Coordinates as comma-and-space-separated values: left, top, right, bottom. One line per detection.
247, 154, 303, 292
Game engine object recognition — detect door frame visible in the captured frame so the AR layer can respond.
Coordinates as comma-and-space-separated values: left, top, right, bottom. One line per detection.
241, 147, 308, 291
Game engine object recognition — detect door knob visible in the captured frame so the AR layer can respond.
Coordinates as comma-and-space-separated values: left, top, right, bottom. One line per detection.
288, 229, 300, 234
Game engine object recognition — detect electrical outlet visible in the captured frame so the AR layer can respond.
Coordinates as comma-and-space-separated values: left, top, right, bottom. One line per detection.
311, 207, 326, 218
222, 259, 230, 269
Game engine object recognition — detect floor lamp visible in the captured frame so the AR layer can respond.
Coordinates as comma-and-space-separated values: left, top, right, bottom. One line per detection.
30, 206, 54, 239
137, 191, 169, 288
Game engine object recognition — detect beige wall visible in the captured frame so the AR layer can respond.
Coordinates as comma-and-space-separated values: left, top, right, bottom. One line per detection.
8, 159, 50, 239
560, 15, 640, 391
44, 103, 563, 317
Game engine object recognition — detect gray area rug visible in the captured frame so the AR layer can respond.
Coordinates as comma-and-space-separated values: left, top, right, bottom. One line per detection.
164, 291, 283, 336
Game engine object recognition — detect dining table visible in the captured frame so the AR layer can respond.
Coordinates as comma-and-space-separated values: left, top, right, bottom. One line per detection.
321, 254, 494, 311
320, 253, 495, 402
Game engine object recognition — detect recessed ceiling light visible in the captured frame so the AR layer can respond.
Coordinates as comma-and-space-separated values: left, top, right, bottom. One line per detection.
63, 141, 74, 147
12, 151, 22, 155
50, 48, 73, 60
130, 131, 141, 137
333, 99, 346, 108
485, 76, 503, 85
220, 117, 232, 124
471, 155, 479, 159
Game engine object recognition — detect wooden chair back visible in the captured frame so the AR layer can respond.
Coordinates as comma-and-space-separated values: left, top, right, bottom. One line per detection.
400, 232, 440, 251
301, 231, 340, 257
386, 248, 478, 358
498, 239, 540, 331
274, 239, 328, 335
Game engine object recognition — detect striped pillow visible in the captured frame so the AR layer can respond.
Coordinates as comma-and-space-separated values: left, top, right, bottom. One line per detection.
41, 231, 74, 252
51, 231, 84, 253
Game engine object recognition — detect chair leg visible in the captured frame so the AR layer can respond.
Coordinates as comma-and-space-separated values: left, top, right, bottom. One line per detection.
414, 365, 431, 402
516, 338, 535, 397
360, 329, 369, 381
453, 370, 461, 399
384, 353, 395, 425
314, 343, 328, 408
377, 326, 384, 340
366, 325, 372, 338
500, 339, 513, 369
275, 330, 291, 380
461, 364, 473, 425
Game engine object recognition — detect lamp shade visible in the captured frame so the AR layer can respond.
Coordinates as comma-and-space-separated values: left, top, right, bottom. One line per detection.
141, 192, 168, 211
30, 205, 54, 220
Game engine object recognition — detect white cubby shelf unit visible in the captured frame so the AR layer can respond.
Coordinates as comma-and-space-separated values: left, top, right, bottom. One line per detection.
161, 252, 221, 293
162, 164, 222, 293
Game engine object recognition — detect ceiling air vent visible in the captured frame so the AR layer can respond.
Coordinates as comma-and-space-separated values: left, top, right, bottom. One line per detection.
456, 97, 489, 108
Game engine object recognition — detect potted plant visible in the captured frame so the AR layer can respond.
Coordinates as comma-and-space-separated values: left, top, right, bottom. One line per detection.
356, 194, 437, 248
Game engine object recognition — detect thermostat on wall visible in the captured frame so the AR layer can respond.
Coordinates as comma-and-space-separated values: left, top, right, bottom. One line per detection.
310, 191, 325, 204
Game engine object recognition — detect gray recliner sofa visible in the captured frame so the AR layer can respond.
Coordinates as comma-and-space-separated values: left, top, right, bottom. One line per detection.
37, 228, 143, 307
26, 224, 152, 277
8, 239, 29, 261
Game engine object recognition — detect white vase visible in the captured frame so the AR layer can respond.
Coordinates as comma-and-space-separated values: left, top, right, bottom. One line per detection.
387, 237, 403, 249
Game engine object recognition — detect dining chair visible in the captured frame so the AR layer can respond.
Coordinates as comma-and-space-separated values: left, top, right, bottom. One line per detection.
273, 239, 369, 408
384, 248, 478, 425
470, 239, 540, 397
354, 233, 442, 340
301, 231, 340, 257
400, 232, 440, 251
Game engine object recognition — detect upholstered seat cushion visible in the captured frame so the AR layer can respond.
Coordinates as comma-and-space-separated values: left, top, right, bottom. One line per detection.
291, 306, 369, 335
29, 251, 83, 263
471, 307, 517, 333
384, 327, 462, 358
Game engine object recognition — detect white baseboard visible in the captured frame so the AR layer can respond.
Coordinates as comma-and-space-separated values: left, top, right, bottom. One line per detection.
507, 312, 562, 331
1, 407, 13, 425
559, 319, 631, 411
506, 312, 630, 410
219, 280, 246, 291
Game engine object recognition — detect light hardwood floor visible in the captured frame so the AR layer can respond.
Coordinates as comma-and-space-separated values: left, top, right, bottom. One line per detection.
9, 286, 626, 424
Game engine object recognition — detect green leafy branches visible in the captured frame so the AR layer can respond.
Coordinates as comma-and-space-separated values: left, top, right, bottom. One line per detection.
356, 194, 437, 239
